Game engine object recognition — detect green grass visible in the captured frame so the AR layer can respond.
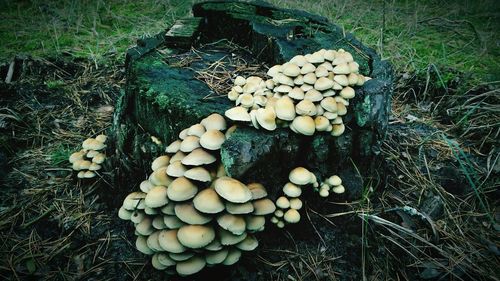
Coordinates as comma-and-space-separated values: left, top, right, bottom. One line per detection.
1, 0, 498, 86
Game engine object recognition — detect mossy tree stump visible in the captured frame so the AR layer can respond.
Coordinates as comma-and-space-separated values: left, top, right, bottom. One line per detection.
113, 0, 393, 203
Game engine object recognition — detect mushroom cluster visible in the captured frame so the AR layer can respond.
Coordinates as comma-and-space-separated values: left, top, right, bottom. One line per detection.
317, 175, 345, 197
117, 114, 277, 276
68, 134, 107, 179
224, 49, 370, 136
270, 167, 317, 228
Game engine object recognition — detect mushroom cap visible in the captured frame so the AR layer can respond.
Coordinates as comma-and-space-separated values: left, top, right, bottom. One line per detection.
149, 167, 173, 187
306, 52, 324, 64
147, 231, 164, 252
157, 253, 176, 267
152, 216, 167, 230
288, 87, 304, 100
282, 63, 301, 77
181, 148, 217, 166
130, 211, 145, 224
225, 106, 251, 122
267, 65, 282, 77
177, 225, 215, 249
144, 206, 159, 215
332, 63, 350, 74
199, 130, 225, 150
276, 73, 294, 86
291, 116, 315, 136
274, 210, 284, 218
222, 248, 242, 265
187, 124, 206, 137
245, 215, 266, 232
170, 151, 186, 163
226, 201, 254, 215
315, 116, 330, 131
252, 198, 276, 215
167, 177, 198, 202
275, 96, 296, 121
136, 217, 154, 236
163, 215, 185, 229
234, 76, 246, 86
158, 229, 186, 253
290, 55, 308, 67
145, 185, 169, 208
283, 182, 302, 197
320, 97, 338, 112
214, 177, 252, 203
295, 100, 316, 117
151, 254, 168, 270
315, 66, 328, 77
300, 83, 313, 92
205, 248, 229, 265
174, 202, 212, 225
284, 209, 301, 223
166, 161, 187, 177
77, 171, 85, 178
204, 239, 223, 251
180, 136, 200, 153
123, 192, 147, 210
289, 167, 313, 185
319, 61, 334, 71
247, 183, 268, 200
304, 89, 323, 102
348, 73, 359, 85
332, 184, 345, 194
327, 175, 342, 186
88, 163, 101, 171
87, 150, 100, 158
161, 203, 176, 215
179, 128, 189, 140
219, 228, 247, 245
276, 196, 290, 209
236, 235, 258, 251
274, 84, 292, 93
289, 198, 303, 210
217, 213, 246, 235
165, 140, 182, 154
319, 187, 329, 197
118, 206, 132, 220
336, 102, 347, 116
82, 138, 105, 151
333, 74, 349, 86
184, 167, 211, 182
302, 72, 317, 84
314, 77, 334, 91
136, 236, 154, 255
324, 50, 336, 61
176, 256, 206, 276
340, 86, 355, 99
73, 159, 91, 170
201, 113, 227, 131
151, 155, 170, 171
92, 153, 106, 164
256, 107, 277, 131
193, 188, 225, 214
276, 221, 285, 228
331, 123, 346, 136
69, 151, 85, 163
355, 74, 366, 86
95, 134, 107, 143
237, 93, 254, 108
300, 63, 316, 74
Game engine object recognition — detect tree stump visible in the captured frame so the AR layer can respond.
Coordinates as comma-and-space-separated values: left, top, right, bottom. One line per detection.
113, 0, 393, 206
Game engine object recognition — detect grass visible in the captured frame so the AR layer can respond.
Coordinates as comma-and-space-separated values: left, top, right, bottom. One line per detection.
0, 0, 498, 280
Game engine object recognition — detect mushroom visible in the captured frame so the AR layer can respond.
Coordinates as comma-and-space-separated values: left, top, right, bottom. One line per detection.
284, 209, 301, 224
234, 76, 246, 86
252, 198, 276, 215
147, 231, 163, 252
166, 161, 187, 177
145, 185, 169, 208
226, 202, 254, 215
245, 215, 265, 232
327, 175, 342, 186
184, 167, 211, 182
158, 229, 186, 253
289, 167, 312, 185
225, 106, 251, 122
289, 198, 303, 210
136, 236, 154, 255
136, 217, 154, 236
305, 52, 324, 64
163, 215, 186, 229
219, 228, 247, 245
193, 188, 225, 214
295, 100, 317, 116
331, 123, 345, 136
118, 206, 132, 220
174, 202, 212, 224
302, 72, 317, 84
222, 248, 242, 265
199, 130, 225, 150
217, 213, 246, 235
214, 177, 252, 204
181, 148, 216, 166
315, 116, 330, 131
151, 254, 169, 270
282, 63, 301, 77
256, 107, 277, 131
176, 256, 206, 276
177, 225, 215, 248
180, 136, 200, 153
300, 63, 316, 74
149, 167, 172, 186
170, 151, 186, 163
187, 124, 206, 137
276, 196, 290, 209
304, 89, 323, 102
314, 77, 334, 91
151, 155, 170, 171
276, 74, 294, 86
332, 63, 350, 75
167, 177, 198, 201
237, 93, 254, 108
82, 138, 105, 151
283, 182, 302, 197
205, 248, 229, 265
332, 185, 345, 194
333, 74, 349, 86
236, 235, 258, 251
314, 66, 328, 78
320, 97, 338, 113
200, 113, 227, 131
340, 86, 355, 99
122, 192, 147, 210
290, 55, 307, 67
274, 84, 292, 93
247, 183, 268, 200
92, 153, 106, 164
69, 151, 85, 163
275, 96, 296, 121
293, 75, 304, 85
291, 116, 315, 136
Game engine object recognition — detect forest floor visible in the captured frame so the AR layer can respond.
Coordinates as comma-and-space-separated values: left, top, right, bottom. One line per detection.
0, 1, 498, 280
